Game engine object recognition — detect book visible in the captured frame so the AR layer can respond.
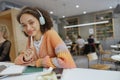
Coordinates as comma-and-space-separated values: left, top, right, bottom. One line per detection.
23, 66, 43, 74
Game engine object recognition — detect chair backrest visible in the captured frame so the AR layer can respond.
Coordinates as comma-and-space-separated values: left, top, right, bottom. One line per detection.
87, 52, 98, 61
99, 44, 111, 54
87, 52, 99, 68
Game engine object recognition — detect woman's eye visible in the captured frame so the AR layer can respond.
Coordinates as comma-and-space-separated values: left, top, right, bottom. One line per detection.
29, 22, 34, 25
22, 24, 27, 28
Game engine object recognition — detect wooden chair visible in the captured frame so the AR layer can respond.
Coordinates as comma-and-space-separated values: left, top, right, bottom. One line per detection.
99, 45, 116, 63
87, 52, 110, 70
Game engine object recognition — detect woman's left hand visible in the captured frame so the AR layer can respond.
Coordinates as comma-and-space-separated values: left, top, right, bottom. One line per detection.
27, 61, 36, 66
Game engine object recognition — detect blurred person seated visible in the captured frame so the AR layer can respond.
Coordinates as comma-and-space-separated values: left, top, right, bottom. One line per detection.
87, 34, 95, 45
76, 35, 85, 49
86, 34, 96, 54
75, 35, 85, 55
0, 24, 11, 61
64, 36, 72, 46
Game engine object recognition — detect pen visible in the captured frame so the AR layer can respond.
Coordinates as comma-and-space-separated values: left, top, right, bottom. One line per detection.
30, 36, 33, 48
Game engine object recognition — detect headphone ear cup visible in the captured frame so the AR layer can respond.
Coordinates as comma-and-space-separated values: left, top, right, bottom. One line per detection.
39, 16, 45, 25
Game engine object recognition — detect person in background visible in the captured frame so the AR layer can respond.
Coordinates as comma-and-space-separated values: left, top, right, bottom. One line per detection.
75, 35, 85, 55
87, 34, 95, 44
14, 6, 76, 68
76, 35, 85, 49
87, 34, 95, 53
0, 24, 11, 61
64, 36, 72, 46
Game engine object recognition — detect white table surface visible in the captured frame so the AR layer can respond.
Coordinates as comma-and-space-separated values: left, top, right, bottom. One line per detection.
0, 62, 50, 80
61, 68, 120, 80
110, 45, 120, 48
111, 54, 120, 61
111, 49, 120, 54
1, 62, 120, 80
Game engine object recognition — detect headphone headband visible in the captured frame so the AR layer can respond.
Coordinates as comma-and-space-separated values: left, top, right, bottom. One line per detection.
36, 9, 45, 25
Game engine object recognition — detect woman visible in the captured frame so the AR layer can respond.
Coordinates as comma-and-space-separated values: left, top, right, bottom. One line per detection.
14, 7, 76, 68
0, 24, 11, 61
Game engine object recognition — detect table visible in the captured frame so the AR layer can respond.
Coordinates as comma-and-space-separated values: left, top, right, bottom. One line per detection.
61, 68, 120, 80
110, 45, 120, 51
111, 49, 120, 54
111, 54, 120, 61
0, 62, 62, 80
111, 55, 120, 70
1, 62, 120, 80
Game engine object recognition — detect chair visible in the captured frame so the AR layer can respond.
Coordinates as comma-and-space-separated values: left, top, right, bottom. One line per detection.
99, 45, 116, 63
70, 43, 78, 55
87, 52, 110, 70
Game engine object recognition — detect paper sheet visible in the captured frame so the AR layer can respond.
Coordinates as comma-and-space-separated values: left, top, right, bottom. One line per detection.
0, 65, 26, 76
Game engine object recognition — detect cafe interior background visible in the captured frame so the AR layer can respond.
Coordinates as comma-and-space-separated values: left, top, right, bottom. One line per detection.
0, 0, 120, 70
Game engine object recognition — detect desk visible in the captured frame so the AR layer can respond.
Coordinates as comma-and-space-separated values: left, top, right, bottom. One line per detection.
2, 72, 42, 80
111, 49, 120, 54
1, 62, 120, 80
61, 68, 120, 80
111, 55, 120, 70
0, 62, 43, 80
0, 62, 61, 80
110, 45, 120, 51
111, 55, 120, 61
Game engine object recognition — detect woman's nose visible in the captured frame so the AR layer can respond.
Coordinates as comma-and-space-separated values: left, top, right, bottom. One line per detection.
26, 24, 31, 31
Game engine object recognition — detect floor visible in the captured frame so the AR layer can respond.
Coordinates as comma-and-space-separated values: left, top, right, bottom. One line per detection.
72, 55, 120, 71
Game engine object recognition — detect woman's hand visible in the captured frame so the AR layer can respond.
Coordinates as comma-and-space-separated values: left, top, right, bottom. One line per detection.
23, 36, 34, 62
23, 48, 34, 61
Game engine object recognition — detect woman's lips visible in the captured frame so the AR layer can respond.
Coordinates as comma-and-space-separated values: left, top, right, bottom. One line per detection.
27, 31, 33, 35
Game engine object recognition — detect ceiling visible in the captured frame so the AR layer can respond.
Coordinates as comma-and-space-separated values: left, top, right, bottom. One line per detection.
0, 0, 120, 18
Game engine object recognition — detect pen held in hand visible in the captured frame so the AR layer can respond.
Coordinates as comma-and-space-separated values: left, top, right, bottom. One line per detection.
30, 36, 33, 48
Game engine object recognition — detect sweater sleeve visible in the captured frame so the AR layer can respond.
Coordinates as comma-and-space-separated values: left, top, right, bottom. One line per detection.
36, 30, 76, 68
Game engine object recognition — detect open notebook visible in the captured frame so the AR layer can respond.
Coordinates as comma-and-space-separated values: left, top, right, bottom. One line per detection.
0, 65, 26, 76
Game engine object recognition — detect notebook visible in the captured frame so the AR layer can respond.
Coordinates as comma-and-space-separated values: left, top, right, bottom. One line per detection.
0, 65, 26, 76
0, 65, 7, 72
23, 66, 43, 74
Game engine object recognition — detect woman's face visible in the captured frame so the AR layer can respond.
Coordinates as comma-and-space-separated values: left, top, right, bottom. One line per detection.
20, 13, 41, 37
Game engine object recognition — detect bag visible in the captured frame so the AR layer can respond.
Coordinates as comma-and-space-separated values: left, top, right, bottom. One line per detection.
87, 52, 98, 61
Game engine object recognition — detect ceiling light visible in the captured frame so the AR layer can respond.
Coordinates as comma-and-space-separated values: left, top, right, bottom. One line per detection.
76, 5, 79, 8
64, 20, 109, 28
83, 11, 86, 14
62, 16, 65, 18
50, 11, 53, 14
109, 6, 112, 9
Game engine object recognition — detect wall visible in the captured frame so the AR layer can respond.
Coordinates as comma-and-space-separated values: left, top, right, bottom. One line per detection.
78, 13, 95, 40
59, 10, 120, 49
113, 17, 120, 39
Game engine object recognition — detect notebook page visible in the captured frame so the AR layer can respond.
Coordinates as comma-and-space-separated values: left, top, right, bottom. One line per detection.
0, 65, 26, 76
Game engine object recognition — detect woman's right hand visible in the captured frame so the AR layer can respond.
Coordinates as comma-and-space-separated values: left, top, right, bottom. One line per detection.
23, 36, 34, 61
23, 48, 34, 61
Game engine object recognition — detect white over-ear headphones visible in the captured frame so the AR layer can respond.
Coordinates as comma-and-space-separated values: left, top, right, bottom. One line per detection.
36, 9, 45, 25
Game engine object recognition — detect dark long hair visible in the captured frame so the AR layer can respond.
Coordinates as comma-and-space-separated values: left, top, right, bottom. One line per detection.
17, 6, 53, 36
